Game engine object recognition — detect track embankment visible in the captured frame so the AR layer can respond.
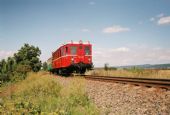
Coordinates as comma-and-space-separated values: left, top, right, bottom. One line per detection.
86, 79, 170, 115
57, 74, 170, 114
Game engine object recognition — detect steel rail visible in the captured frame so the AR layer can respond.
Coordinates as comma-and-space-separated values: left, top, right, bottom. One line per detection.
81, 75, 170, 90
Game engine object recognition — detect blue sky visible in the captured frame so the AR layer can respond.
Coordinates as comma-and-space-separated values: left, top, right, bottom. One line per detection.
0, 0, 170, 67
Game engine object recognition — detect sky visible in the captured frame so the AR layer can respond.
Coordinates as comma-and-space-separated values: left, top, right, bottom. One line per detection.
0, 0, 170, 67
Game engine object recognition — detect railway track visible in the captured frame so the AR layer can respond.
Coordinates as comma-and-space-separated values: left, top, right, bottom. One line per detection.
80, 75, 170, 90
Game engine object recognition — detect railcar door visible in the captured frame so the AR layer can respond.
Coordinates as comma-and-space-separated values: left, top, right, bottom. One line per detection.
84, 45, 91, 64
78, 44, 84, 62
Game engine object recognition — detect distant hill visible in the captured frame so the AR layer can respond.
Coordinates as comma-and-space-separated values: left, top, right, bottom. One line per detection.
116, 64, 170, 69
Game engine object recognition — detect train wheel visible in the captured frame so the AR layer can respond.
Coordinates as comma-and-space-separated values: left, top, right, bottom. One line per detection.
51, 70, 54, 74
80, 68, 86, 74
59, 69, 62, 75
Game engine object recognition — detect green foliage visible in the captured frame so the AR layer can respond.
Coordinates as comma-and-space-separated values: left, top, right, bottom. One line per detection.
11, 73, 27, 82
110, 67, 117, 70
0, 59, 7, 73
0, 58, 16, 83
16, 64, 31, 74
42, 62, 48, 71
6, 57, 15, 72
14, 43, 42, 72
126, 66, 144, 76
127, 66, 143, 72
0, 43, 42, 84
0, 72, 99, 114
0, 73, 9, 82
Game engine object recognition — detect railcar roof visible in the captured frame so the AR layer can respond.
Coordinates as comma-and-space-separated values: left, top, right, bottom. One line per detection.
53, 42, 91, 53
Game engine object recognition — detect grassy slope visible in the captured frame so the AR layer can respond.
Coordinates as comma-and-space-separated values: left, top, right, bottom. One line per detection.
0, 72, 98, 114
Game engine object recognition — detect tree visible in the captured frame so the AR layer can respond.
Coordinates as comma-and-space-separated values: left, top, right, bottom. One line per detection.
104, 63, 109, 71
0, 44, 42, 84
42, 62, 48, 71
16, 64, 31, 74
6, 57, 15, 72
14, 43, 42, 72
0, 60, 3, 73
0, 59, 7, 73
0, 59, 11, 82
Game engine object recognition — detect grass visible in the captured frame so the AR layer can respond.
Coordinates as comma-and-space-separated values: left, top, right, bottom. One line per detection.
0, 72, 98, 114
86, 68, 170, 79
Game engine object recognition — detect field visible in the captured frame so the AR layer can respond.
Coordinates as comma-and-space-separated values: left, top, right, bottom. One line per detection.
0, 72, 98, 114
86, 68, 170, 79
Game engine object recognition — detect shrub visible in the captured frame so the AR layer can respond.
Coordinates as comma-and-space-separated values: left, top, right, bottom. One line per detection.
127, 67, 144, 75
0, 72, 98, 114
104, 63, 109, 71
0, 43, 42, 84
16, 64, 32, 74
111, 67, 117, 70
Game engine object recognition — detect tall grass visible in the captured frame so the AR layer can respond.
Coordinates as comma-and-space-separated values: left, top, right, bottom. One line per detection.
86, 68, 170, 79
0, 72, 98, 114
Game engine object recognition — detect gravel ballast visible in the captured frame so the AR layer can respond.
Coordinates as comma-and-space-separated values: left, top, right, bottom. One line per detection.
55, 76, 170, 115
86, 80, 170, 115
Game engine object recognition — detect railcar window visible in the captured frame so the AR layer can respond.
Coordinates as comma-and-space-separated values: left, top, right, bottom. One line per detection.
66, 47, 68, 54
71, 46, 77, 55
61, 48, 64, 56
85, 46, 90, 55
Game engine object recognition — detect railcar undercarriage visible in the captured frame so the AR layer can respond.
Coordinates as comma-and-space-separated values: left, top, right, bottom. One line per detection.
51, 62, 93, 76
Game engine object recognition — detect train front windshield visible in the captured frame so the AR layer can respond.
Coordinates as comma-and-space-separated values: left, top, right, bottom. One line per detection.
70, 46, 77, 55
85, 46, 90, 55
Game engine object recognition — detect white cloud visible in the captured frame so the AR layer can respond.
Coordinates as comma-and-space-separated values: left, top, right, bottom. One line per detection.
0, 50, 15, 60
103, 25, 130, 33
149, 13, 165, 24
93, 46, 170, 67
81, 29, 90, 32
89, 1, 95, 5
111, 47, 130, 52
158, 16, 170, 25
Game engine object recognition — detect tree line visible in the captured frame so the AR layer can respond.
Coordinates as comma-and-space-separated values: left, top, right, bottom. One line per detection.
0, 44, 45, 84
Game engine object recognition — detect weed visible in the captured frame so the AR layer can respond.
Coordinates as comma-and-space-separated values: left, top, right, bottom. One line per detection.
87, 69, 170, 79
0, 72, 98, 114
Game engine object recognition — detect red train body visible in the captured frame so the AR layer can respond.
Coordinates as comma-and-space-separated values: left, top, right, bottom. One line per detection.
51, 41, 93, 74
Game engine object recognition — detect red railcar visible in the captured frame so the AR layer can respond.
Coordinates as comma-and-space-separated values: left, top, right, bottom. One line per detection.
51, 41, 93, 74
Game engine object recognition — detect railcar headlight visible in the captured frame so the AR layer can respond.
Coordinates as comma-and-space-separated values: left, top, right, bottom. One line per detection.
88, 58, 91, 61
71, 57, 74, 63
71, 57, 74, 61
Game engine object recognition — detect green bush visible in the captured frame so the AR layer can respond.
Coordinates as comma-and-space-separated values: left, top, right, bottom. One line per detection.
0, 72, 98, 114
104, 63, 109, 71
111, 67, 117, 70
0, 43, 42, 85
126, 67, 144, 76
